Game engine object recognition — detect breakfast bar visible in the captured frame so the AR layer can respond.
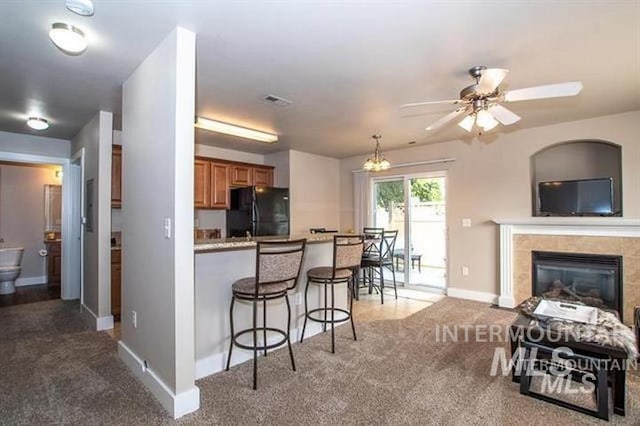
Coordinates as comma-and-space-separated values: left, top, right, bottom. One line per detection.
193, 234, 348, 379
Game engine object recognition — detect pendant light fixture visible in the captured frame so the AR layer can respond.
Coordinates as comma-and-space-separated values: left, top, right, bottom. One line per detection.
363, 134, 391, 172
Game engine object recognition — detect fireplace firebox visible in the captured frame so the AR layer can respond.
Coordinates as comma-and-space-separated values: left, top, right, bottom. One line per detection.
532, 251, 622, 316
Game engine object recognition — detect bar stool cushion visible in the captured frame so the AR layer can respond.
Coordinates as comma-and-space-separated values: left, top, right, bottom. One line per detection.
232, 277, 288, 296
307, 266, 353, 280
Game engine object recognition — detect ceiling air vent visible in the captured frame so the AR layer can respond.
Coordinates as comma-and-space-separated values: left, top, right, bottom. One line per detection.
261, 94, 294, 107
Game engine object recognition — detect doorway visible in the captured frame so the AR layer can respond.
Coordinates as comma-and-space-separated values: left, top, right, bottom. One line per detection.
0, 151, 81, 302
372, 172, 448, 292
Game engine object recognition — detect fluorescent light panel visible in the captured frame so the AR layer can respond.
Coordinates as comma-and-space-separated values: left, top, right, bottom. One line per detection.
195, 117, 278, 143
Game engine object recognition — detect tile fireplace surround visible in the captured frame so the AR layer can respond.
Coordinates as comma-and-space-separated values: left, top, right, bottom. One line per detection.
494, 218, 640, 325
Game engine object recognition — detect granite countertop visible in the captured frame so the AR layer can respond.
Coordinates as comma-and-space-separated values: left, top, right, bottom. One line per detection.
194, 233, 337, 253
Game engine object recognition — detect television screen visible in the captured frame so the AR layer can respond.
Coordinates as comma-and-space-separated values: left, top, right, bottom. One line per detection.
538, 178, 614, 216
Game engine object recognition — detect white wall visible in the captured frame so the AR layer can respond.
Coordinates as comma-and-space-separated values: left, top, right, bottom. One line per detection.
71, 111, 113, 322
288, 150, 340, 234
195, 144, 264, 164
119, 27, 198, 418
339, 110, 640, 298
0, 131, 70, 158
0, 163, 62, 283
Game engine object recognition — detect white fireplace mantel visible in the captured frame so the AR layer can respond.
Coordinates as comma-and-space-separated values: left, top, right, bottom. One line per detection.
493, 217, 640, 308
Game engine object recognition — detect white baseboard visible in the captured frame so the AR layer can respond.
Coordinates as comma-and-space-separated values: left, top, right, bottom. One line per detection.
195, 321, 333, 380
80, 304, 114, 331
118, 341, 200, 419
447, 287, 498, 304
15, 275, 47, 287
498, 296, 516, 308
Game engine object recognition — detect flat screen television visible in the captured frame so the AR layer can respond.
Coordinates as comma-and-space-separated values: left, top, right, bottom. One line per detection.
538, 177, 614, 216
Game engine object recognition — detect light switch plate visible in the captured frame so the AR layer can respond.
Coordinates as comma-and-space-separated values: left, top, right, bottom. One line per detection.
462, 266, 469, 276
164, 217, 171, 239
462, 218, 471, 228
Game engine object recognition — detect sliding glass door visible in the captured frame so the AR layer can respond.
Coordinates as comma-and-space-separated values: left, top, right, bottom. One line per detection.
372, 173, 447, 291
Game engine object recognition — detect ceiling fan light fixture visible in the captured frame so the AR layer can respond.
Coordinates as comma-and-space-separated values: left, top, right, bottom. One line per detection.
49, 23, 87, 55
363, 134, 391, 172
458, 115, 475, 132
476, 109, 499, 131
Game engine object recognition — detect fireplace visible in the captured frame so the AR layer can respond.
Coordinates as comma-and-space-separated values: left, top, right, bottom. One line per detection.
532, 251, 622, 316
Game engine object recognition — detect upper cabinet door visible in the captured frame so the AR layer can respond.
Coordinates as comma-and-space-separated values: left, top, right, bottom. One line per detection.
111, 145, 122, 208
211, 162, 230, 209
230, 165, 253, 187
194, 158, 211, 208
253, 167, 274, 187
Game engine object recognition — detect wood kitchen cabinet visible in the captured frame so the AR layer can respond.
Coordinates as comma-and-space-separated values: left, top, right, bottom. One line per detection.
45, 240, 62, 285
194, 157, 274, 210
111, 249, 121, 320
230, 165, 253, 187
194, 158, 211, 208
210, 162, 230, 208
112, 145, 122, 208
253, 167, 274, 187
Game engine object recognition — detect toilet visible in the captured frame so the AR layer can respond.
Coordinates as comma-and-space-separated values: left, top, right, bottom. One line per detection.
0, 248, 24, 295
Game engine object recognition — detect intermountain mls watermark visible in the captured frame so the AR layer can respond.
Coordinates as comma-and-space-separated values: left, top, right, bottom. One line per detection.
435, 324, 637, 394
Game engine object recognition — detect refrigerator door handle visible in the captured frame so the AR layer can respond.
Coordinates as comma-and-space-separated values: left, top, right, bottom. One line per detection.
252, 201, 259, 236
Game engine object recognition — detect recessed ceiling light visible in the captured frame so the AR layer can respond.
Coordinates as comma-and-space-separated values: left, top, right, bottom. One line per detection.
65, 0, 94, 16
27, 117, 50, 131
49, 23, 87, 55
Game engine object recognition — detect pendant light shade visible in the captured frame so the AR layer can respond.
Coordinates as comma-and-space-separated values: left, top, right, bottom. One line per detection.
363, 134, 391, 172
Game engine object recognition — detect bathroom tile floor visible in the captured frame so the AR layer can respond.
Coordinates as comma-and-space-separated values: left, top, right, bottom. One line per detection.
0, 283, 60, 308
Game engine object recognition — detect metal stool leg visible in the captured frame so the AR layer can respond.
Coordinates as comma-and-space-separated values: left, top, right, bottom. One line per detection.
300, 278, 310, 343
285, 294, 296, 371
349, 275, 357, 341
252, 298, 258, 390
380, 265, 385, 304
225, 295, 236, 371
323, 282, 328, 333
263, 298, 267, 356
331, 281, 336, 354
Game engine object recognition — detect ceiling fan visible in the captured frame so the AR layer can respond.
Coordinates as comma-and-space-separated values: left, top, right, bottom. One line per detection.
400, 66, 583, 133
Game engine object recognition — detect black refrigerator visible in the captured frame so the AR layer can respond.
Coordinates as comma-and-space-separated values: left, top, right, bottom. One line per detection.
226, 187, 290, 237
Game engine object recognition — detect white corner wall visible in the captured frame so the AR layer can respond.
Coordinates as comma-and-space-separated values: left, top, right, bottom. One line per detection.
71, 111, 113, 327
119, 27, 198, 419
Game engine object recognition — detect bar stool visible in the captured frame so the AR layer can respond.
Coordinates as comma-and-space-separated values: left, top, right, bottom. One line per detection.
361, 229, 398, 304
225, 239, 307, 390
300, 235, 364, 353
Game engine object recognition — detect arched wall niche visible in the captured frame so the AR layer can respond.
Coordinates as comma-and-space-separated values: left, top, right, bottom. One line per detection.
530, 140, 622, 216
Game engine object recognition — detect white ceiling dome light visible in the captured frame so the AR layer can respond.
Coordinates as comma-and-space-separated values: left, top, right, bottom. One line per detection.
65, 0, 94, 16
49, 23, 88, 55
27, 117, 50, 131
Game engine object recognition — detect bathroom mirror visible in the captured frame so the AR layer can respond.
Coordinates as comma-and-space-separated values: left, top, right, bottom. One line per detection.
44, 184, 62, 232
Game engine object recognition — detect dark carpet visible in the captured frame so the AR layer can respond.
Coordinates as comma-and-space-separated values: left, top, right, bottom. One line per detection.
1, 298, 638, 425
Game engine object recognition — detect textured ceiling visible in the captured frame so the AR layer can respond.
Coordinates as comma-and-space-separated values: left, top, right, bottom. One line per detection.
0, 1, 638, 158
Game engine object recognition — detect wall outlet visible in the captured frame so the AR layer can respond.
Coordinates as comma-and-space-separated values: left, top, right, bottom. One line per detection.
132, 310, 137, 328
462, 266, 469, 277
462, 218, 471, 228
163, 217, 171, 239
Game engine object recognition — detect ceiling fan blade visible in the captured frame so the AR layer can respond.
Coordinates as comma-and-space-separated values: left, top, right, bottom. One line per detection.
425, 108, 468, 132
477, 68, 509, 95
400, 99, 461, 109
504, 81, 583, 102
489, 104, 521, 125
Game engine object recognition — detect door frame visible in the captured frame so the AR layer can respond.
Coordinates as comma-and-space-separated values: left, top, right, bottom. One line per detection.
0, 150, 81, 300
370, 170, 449, 291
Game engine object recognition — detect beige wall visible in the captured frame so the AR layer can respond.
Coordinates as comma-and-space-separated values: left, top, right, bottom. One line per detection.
339, 110, 640, 296
0, 163, 62, 282
288, 150, 341, 234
